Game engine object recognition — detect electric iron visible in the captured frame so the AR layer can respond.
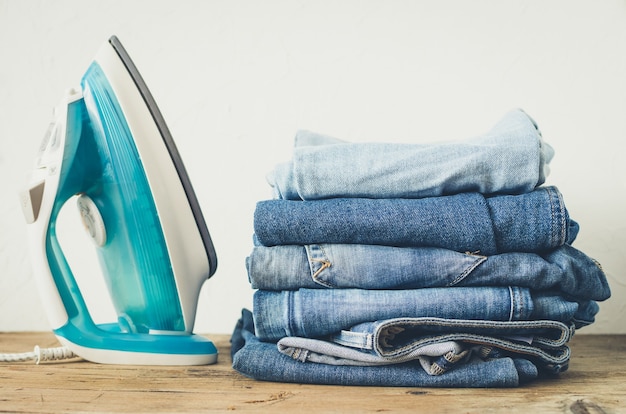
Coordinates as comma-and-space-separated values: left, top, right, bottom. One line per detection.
20, 35, 218, 365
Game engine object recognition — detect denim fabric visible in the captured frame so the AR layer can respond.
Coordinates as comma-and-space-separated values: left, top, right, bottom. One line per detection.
252, 287, 597, 341
278, 331, 569, 375
277, 335, 473, 368
279, 336, 485, 376
335, 318, 574, 350
253, 186, 579, 254
231, 309, 540, 387
246, 243, 610, 301
267, 109, 554, 200
325, 318, 574, 374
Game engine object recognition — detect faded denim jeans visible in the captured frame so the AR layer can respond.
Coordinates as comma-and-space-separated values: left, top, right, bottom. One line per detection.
253, 186, 578, 255
277, 317, 574, 375
231, 309, 540, 387
267, 109, 554, 200
246, 243, 610, 302
252, 286, 598, 342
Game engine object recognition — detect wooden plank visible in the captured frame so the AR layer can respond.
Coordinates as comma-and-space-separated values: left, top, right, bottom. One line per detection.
1, 333, 624, 413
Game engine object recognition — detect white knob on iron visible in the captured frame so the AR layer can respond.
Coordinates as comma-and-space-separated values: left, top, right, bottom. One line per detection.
77, 194, 107, 247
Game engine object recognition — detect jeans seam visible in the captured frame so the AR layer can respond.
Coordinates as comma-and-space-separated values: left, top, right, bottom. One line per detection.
508, 286, 515, 321
546, 186, 566, 246
449, 253, 487, 286
374, 331, 570, 364
332, 331, 374, 350
286, 291, 295, 337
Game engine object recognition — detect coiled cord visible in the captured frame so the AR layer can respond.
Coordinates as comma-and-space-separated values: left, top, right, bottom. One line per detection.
0, 346, 79, 364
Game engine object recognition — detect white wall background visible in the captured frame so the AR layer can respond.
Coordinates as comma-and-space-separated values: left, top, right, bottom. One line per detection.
1, 0, 625, 335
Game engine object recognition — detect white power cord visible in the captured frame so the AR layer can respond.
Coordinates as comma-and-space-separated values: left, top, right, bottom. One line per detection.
0, 345, 79, 364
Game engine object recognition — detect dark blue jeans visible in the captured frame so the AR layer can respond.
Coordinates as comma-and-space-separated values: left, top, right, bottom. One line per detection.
253, 186, 578, 255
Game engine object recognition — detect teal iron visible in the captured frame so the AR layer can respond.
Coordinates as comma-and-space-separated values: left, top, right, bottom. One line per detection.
20, 36, 218, 365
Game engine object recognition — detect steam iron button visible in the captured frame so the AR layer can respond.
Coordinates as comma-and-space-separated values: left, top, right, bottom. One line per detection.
36, 123, 61, 168
77, 194, 107, 247
38, 123, 54, 153
47, 123, 61, 150
20, 181, 46, 224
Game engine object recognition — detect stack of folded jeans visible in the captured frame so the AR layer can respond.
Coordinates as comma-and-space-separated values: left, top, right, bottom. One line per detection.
231, 109, 611, 387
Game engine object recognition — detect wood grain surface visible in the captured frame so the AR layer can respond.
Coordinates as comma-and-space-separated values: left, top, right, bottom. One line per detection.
1, 333, 624, 413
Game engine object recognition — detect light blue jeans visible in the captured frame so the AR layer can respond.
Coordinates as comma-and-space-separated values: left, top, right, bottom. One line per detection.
231, 309, 540, 387
277, 318, 573, 375
267, 109, 554, 200
252, 286, 598, 342
246, 243, 610, 302
253, 186, 578, 255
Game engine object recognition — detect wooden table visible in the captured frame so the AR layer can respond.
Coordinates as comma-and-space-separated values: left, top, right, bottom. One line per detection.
1, 333, 624, 413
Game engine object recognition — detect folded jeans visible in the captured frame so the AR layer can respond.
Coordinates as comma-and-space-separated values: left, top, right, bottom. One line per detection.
268, 109, 553, 200
231, 309, 541, 387
254, 186, 578, 254
246, 243, 609, 302
252, 286, 598, 341
275, 317, 574, 374
278, 333, 569, 375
